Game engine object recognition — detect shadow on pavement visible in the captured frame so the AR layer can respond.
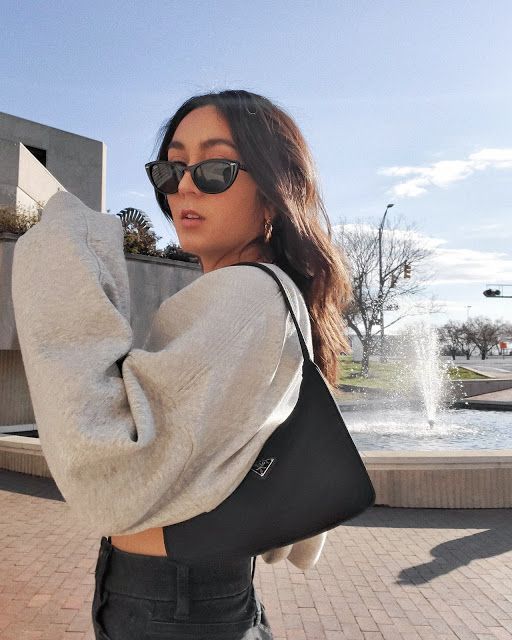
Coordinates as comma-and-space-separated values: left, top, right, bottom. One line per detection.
0, 468, 64, 501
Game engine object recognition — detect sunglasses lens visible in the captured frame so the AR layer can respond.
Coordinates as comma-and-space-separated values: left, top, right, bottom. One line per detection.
195, 160, 235, 193
148, 160, 237, 194
150, 163, 180, 194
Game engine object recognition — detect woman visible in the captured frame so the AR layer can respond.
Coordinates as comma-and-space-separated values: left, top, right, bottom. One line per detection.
11, 89, 351, 639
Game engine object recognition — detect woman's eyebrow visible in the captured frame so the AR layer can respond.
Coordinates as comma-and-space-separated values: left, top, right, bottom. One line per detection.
168, 138, 237, 152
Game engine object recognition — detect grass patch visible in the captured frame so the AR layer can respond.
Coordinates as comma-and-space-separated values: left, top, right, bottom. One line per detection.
338, 357, 488, 390
447, 366, 488, 380
338, 356, 403, 390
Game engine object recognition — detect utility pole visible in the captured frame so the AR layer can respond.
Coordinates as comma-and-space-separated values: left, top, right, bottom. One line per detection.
378, 203, 394, 362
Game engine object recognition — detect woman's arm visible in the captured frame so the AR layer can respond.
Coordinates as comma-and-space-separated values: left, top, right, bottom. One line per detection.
11, 192, 310, 547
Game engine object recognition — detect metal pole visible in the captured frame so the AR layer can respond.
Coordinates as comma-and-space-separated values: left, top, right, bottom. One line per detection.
379, 204, 394, 361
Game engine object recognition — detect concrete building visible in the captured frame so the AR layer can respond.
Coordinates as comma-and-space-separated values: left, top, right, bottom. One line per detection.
0, 112, 105, 212
498, 336, 512, 356
347, 333, 401, 361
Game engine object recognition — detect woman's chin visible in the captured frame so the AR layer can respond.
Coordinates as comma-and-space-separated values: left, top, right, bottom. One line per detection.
176, 239, 198, 254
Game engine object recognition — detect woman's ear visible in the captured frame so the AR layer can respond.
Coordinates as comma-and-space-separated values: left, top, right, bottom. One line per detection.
263, 200, 278, 225
269, 208, 280, 229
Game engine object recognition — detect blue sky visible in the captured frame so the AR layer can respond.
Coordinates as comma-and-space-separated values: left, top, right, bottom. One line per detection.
2, 0, 511, 329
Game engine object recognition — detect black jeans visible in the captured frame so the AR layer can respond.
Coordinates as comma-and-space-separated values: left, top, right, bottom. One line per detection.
92, 536, 273, 639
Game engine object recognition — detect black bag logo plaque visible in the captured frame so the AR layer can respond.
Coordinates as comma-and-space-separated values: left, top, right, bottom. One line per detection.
251, 457, 275, 478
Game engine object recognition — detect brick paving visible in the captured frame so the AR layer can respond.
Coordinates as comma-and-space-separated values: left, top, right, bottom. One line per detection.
1, 468, 511, 640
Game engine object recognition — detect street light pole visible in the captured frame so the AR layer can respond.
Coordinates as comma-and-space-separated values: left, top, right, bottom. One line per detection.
379, 203, 394, 361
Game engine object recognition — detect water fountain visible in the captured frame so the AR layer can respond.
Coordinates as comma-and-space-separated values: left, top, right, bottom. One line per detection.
340, 321, 512, 453
336, 321, 512, 508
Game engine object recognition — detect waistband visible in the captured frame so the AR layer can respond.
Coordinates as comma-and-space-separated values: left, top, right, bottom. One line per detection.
99, 536, 254, 602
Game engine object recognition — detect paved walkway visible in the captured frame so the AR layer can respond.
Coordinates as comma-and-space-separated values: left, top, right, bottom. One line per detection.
459, 365, 512, 380
447, 365, 512, 410
1, 469, 511, 640
463, 385, 512, 410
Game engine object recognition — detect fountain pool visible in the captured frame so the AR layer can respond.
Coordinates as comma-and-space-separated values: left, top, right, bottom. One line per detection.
340, 321, 512, 452
343, 407, 512, 451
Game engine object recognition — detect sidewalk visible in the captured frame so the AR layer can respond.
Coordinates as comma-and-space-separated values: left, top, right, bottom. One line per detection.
462, 386, 512, 411
448, 365, 512, 410
1, 468, 511, 640
458, 366, 512, 381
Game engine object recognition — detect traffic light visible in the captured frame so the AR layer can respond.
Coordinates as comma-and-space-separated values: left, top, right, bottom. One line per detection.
483, 289, 501, 297
390, 274, 398, 288
403, 263, 412, 279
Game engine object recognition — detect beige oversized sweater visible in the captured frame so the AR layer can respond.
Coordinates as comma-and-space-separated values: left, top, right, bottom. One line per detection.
11, 190, 327, 570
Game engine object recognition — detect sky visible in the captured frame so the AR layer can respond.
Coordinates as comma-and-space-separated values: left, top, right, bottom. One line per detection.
2, 0, 511, 331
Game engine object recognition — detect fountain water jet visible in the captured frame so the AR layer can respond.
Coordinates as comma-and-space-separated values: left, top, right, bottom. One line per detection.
401, 321, 454, 427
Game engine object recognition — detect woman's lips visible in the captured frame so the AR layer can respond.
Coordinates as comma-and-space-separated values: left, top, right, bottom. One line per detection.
181, 217, 204, 228
180, 209, 204, 219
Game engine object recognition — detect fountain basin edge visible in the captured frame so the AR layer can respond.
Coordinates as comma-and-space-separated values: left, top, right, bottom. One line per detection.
1, 434, 511, 509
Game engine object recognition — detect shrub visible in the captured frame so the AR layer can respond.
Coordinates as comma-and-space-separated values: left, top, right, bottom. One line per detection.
2, 202, 199, 265
159, 241, 199, 263
0, 204, 41, 235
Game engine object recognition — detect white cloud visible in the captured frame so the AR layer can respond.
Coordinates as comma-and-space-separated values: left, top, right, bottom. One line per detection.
335, 223, 512, 285
402, 233, 512, 285
333, 222, 447, 251
463, 222, 512, 240
469, 148, 512, 169
379, 147, 512, 198
431, 246, 512, 285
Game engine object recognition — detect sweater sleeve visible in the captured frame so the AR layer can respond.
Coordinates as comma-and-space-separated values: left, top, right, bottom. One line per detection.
260, 531, 328, 570
11, 191, 304, 539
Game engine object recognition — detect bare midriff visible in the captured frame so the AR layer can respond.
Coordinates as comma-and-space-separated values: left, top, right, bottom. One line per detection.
110, 526, 167, 556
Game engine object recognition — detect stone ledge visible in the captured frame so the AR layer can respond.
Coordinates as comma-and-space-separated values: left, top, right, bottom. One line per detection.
363, 449, 512, 469
1, 434, 511, 508
0, 434, 51, 478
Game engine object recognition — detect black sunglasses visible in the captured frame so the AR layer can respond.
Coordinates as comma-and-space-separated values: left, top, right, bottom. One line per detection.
145, 158, 248, 195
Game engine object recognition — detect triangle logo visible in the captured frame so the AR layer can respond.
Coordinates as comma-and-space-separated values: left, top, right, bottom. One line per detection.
251, 457, 275, 478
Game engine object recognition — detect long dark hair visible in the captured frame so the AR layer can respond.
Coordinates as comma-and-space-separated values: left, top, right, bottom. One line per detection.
151, 89, 352, 390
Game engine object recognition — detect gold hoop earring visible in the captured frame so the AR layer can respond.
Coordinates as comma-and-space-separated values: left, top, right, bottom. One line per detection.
264, 218, 273, 244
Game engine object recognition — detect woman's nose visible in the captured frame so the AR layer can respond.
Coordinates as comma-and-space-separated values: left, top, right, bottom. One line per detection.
177, 168, 200, 195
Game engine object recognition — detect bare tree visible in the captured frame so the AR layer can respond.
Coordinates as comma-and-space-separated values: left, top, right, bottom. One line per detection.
464, 316, 510, 360
438, 320, 476, 360
335, 216, 436, 376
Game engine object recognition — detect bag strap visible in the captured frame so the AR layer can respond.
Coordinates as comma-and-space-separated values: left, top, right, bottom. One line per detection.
234, 262, 312, 364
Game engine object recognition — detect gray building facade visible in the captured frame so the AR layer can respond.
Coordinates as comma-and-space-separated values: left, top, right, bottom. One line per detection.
0, 112, 106, 212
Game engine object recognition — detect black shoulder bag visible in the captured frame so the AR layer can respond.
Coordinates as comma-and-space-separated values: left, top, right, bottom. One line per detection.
162, 262, 375, 560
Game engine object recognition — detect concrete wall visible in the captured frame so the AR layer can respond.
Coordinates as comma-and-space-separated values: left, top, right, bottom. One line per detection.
0, 233, 201, 426
457, 378, 512, 398
1, 234, 201, 351
0, 112, 105, 211
2, 436, 511, 508
125, 253, 202, 348
0, 139, 18, 206
0, 139, 66, 213
347, 334, 398, 361
0, 350, 35, 426
0, 233, 22, 351
364, 449, 512, 508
